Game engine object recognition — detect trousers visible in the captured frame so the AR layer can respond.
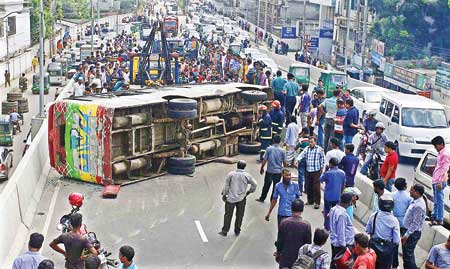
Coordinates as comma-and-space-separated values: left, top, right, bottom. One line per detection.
305, 171, 321, 205
259, 172, 281, 201
221, 198, 247, 234
323, 118, 335, 152
403, 231, 421, 269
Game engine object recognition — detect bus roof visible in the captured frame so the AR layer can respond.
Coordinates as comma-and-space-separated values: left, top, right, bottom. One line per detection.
62, 83, 269, 109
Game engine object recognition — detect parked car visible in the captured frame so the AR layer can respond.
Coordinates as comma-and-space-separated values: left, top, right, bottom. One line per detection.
0, 147, 13, 180
350, 86, 389, 120
414, 150, 450, 225
377, 92, 450, 158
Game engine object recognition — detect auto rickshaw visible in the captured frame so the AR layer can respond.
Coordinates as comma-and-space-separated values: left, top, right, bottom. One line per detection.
31, 73, 50, 94
0, 115, 13, 146
318, 70, 348, 97
47, 62, 63, 86
56, 57, 68, 76
288, 63, 310, 88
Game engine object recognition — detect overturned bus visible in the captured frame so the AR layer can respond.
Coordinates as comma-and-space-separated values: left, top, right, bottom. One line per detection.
48, 83, 272, 185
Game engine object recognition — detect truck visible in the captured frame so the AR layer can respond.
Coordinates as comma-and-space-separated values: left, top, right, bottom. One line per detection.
48, 83, 272, 185
163, 17, 179, 37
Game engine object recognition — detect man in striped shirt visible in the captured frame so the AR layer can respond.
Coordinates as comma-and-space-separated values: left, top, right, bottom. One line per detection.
334, 99, 346, 149
296, 136, 325, 209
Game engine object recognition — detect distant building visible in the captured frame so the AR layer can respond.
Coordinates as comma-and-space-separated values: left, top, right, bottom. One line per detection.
0, 0, 31, 60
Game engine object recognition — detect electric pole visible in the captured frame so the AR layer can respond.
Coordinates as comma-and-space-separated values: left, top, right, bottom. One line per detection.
264, 0, 268, 34
302, 0, 306, 53
360, 0, 368, 80
344, 0, 350, 72
39, 0, 44, 117
90, 0, 94, 55
257, 0, 261, 29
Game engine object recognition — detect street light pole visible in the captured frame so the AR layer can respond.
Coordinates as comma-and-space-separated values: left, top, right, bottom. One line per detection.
263, 0, 268, 34
39, 0, 44, 116
344, 0, 351, 72
360, 0, 368, 80
90, 0, 94, 55
302, 0, 306, 52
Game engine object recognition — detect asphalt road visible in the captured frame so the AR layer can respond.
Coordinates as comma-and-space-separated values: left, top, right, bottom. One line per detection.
29, 154, 368, 269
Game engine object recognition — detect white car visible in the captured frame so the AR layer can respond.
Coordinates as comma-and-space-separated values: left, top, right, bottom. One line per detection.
414, 150, 450, 224
350, 86, 389, 120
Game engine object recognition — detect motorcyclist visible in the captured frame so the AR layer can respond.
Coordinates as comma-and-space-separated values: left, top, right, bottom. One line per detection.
363, 110, 378, 133
19, 73, 28, 92
360, 122, 388, 176
9, 109, 21, 133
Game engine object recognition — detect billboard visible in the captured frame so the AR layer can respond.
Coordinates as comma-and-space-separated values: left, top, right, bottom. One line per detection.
371, 39, 385, 57
319, 28, 333, 39
384, 63, 432, 91
436, 62, 450, 91
281, 27, 297, 39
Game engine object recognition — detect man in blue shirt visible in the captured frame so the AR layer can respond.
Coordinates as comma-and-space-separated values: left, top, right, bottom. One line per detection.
425, 235, 450, 269
365, 194, 401, 269
271, 70, 287, 108
339, 144, 359, 187
283, 73, 300, 125
314, 90, 326, 147
320, 157, 346, 231
392, 178, 413, 268
329, 193, 354, 269
257, 134, 286, 202
298, 84, 311, 128
265, 168, 301, 226
342, 98, 360, 144
13, 233, 45, 269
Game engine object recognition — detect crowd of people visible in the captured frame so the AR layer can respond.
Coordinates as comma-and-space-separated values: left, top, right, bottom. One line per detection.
220, 69, 450, 268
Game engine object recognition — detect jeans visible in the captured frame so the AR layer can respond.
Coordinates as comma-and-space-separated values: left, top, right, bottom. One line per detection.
324, 200, 338, 231
324, 118, 335, 152
385, 178, 395, 192
343, 134, 354, 145
403, 231, 421, 269
360, 152, 374, 175
334, 133, 344, 150
432, 183, 445, 222
259, 172, 282, 201
297, 162, 306, 193
317, 118, 325, 147
222, 198, 247, 234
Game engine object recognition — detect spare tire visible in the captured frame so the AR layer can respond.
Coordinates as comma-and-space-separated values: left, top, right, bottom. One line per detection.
168, 109, 197, 119
239, 141, 261, 154
168, 98, 198, 111
168, 155, 196, 167
168, 166, 195, 175
7, 92, 23, 102
240, 90, 268, 103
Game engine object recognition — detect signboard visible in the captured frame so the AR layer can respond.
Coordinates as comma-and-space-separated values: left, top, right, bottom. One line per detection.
371, 39, 385, 57
436, 62, 450, 91
281, 27, 297, 39
371, 51, 381, 67
319, 28, 333, 39
384, 63, 432, 91
308, 37, 319, 52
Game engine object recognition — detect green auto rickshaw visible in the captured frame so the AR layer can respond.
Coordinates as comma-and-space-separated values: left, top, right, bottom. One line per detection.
0, 115, 13, 146
318, 70, 348, 97
56, 57, 68, 76
288, 63, 310, 88
31, 73, 50, 94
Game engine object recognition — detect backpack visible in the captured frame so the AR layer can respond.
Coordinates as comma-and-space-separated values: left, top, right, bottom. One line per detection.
292, 246, 326, 269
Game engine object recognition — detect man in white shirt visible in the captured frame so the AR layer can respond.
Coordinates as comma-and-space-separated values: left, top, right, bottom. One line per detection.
73, 77, 85, 97
324, 137, 345, 170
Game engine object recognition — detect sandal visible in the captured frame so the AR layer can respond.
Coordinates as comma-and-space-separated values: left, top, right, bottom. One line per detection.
429, 220, 443, 226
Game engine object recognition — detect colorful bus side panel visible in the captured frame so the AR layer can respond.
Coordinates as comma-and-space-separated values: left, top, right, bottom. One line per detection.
48, 102, 113, 185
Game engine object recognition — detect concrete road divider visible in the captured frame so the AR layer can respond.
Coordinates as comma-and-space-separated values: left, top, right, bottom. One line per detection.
353, 172, 450, 260
0, 76, 73, 269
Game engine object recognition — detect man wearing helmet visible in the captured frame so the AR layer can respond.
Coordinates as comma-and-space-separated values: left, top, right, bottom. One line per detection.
269, 100, 284, 135
365, 194, 401, 269
257, 105, 272, 162
360, 122, 388, 176
363, 110, 378, 133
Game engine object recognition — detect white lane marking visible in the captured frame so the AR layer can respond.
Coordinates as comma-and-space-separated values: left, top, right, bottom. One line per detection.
194, 220, 209, 243
41, 182, 61, 250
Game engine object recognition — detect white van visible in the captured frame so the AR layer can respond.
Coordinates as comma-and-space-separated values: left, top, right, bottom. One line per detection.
350, 86, 389, 120
377, 92, 450, 158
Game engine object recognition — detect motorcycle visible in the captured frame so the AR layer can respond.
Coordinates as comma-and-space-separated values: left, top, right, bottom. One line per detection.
19, 77, 28, 92
57, 193, 119, 269
366, 146, 385, 180
356, 130, 370, 160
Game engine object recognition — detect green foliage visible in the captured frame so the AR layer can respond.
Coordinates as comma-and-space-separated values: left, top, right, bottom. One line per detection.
369, 0, 450, 60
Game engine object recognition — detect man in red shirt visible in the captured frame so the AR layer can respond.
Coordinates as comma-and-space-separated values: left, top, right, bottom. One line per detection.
352, 233, 377, 269
380, 141, 398, 192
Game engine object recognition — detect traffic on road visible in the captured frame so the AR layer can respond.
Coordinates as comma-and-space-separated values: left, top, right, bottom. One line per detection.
5, 1, 450, 269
